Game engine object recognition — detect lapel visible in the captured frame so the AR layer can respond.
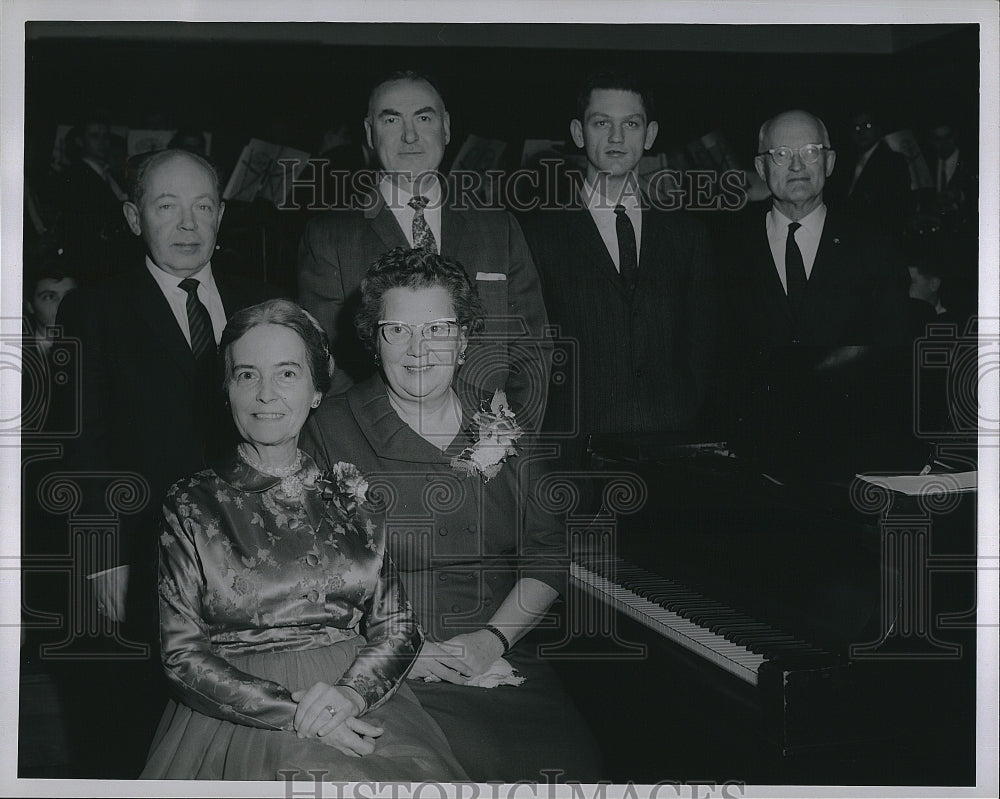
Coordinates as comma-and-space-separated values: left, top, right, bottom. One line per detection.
362, 187, 409, 251
441, 198, 468, 258
566, 206, 627, 297
130, 266, 198, 383
755, 209, 794, 324
347, 375, 465, 465
807, 208, 847, 297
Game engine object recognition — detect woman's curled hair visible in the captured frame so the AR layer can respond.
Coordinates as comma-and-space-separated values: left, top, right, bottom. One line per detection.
355, 247, 485, 351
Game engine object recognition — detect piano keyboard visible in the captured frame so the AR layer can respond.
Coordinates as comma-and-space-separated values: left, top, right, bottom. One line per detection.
571, 556, 831, 687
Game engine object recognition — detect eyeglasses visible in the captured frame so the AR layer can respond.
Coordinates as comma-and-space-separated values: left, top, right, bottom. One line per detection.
756, 144, 831, 167
377, 318, 459, 345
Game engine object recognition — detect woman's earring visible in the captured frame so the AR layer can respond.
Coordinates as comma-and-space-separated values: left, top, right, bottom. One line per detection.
374, 352, 381, 366
458, 350, 467, 365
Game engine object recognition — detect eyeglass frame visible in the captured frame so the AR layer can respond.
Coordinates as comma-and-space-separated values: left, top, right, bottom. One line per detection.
376, 317, 462, 345
755, 143, 833, 167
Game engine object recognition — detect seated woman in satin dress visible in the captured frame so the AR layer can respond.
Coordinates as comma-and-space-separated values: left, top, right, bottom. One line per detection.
300, 248, 602, 782
141, 298, 466, 781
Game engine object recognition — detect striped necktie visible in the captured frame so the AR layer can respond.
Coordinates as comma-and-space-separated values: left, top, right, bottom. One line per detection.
178, 278, 215, 361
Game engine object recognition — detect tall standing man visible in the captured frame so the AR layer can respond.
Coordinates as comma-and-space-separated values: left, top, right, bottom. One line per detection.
56, 149, 280, 776
521, 71, 722, 480
726, 109, 912, 474
297, 70, 551, 428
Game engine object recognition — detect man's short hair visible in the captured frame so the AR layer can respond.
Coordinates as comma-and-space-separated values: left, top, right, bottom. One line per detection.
126, 148, 222, 207
756, 110, 832, 151
575, 70, 655, 121
366, 69, 447, 114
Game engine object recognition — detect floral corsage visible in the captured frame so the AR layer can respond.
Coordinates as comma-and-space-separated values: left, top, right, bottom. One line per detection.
451, 389, 523, 482
312, 461, 371, 518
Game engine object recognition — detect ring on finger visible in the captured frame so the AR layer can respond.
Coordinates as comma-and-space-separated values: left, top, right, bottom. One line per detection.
325, 704, 340, 715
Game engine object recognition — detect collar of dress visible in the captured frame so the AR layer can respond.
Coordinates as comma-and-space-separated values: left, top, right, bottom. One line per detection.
347, 374, 477, 463
211, 448, 321, 493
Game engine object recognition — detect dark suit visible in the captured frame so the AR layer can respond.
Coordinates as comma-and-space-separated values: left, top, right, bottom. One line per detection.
298, 185, 552, 429
54, 264, 280, 776
520, 196, 723, 471
726, 205, 915, 476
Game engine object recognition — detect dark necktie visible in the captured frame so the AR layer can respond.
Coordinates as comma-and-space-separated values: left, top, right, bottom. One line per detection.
178, 278, 215, 361
785, 221, 807, 310
615, 205, 639, 291
409, 195, 437, 253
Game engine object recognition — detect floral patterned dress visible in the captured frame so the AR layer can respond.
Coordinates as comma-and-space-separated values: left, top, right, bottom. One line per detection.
140, 449, 467, 781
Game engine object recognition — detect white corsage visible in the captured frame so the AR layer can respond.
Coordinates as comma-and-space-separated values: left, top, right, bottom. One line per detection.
450, 389, 523, 482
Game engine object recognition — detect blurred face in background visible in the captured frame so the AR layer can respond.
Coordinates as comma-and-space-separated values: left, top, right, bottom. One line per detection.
79, 122, 112, 164
28, 276, 77, 332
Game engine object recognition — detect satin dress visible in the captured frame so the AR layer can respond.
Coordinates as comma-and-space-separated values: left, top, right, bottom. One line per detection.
140, 449, 467, 781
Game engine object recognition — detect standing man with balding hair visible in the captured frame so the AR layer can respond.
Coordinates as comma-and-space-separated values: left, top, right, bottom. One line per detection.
56, 149, 280, 776
297, 70, 551, 428
726, 109, 912, 475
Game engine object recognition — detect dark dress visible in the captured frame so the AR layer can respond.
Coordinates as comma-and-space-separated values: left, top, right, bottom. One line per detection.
300, 375, 603, 782
140, 449, 466, 781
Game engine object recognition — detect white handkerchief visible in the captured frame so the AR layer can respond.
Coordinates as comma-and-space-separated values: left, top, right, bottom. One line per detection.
475, 272, 507, 281
464, 657, 525, 688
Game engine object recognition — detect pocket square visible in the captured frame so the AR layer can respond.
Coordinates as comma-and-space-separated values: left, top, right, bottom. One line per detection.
475, 272, 507, 281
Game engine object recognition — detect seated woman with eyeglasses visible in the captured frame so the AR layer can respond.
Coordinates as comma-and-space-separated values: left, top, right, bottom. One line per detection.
301, 247, 602, 783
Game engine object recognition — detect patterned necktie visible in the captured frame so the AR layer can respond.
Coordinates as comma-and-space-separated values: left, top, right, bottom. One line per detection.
178, 278, 215, 361
409, 195, 437, 253
615, 205, 639, 291
785, 221, 808, 310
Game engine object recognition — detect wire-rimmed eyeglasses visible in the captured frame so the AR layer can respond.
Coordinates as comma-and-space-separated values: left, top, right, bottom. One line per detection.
377, 318, 460, 345
756, 144, 832, 167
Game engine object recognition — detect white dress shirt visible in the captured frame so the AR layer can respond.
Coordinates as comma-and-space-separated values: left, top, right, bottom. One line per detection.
145, 257, 227, 346
581, 178, 643, 272
765, 204, 827, 294
379, 175, 443, 249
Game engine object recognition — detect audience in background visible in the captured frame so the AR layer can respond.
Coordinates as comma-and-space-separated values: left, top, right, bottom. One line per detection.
53, 116, 135, 281
835, 109, 914, 244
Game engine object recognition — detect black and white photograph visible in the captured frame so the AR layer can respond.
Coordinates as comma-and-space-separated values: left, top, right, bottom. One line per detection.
2, 1, 997, 797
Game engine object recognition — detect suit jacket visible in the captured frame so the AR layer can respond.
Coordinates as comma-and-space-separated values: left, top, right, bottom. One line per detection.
297, 186, 552, 429
56, 264, 282, 632
520, 198, 723, 465
725, 204, 916, 474
732, 205, 911, 350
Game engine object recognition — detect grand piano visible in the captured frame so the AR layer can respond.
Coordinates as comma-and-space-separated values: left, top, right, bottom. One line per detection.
545, 432, 978, 786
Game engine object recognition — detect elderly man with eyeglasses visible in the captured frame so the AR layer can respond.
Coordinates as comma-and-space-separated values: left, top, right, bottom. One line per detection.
723, 109, 914, 478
